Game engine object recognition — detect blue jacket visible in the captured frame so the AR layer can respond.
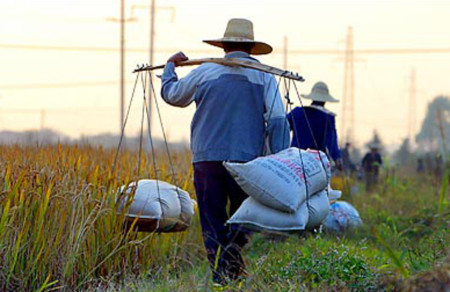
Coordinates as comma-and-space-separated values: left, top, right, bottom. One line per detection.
161, 51, 290, 163
287, 106, 341, 161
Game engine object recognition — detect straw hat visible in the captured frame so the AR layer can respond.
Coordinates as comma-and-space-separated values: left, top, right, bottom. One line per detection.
301, 81, 339, 103
203, 18, 273, 55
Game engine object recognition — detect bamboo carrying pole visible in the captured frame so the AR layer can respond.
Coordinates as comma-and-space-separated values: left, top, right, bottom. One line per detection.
133, 58, 305, 82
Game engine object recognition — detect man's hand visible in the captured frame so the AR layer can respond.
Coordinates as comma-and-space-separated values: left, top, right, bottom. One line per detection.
167, 51, 189, 64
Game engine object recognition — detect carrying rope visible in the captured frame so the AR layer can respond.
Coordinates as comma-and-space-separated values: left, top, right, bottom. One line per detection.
292, 81, 331, 198
141, 71, 164, 230
137, 71, 148, 177
112, 72, 141, 174
262, 73, 330, 217
112, 66, 187, 231
261, 75, 284, 155
114, 60, 335, 234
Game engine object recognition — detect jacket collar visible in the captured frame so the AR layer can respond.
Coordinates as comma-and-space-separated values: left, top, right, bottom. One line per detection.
307, 105, 337, 116
225, 51, 260, 62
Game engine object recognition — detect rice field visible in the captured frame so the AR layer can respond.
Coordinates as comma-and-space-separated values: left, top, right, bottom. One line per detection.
0, 144, 449, 291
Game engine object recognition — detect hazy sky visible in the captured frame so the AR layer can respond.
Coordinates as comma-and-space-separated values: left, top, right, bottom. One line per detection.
1, 0, 449, 148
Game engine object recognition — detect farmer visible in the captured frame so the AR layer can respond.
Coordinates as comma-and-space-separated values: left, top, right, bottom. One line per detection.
341, 142, 356, 175
160, 18, 289, 285
287, 81, 342, 169
361, 144, 383, 191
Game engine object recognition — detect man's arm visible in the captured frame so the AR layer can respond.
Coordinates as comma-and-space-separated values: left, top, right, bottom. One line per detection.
377, 154, 383, 165
160, 52, 201, 107
361, 154, 368, 168
328, 117, 342, 162
263, 75, 290, 154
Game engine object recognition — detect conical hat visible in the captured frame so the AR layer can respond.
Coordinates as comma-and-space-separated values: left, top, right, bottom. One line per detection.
301, 81, 339, 103
203, 18, 273, 55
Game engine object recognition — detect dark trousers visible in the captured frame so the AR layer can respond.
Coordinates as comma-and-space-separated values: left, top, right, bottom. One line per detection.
193, 161, 249, 281
365, 171, 379, 192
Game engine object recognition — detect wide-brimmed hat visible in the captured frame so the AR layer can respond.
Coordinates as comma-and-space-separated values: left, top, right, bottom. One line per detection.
203, 18, 273, 55
301, 81, 339, 103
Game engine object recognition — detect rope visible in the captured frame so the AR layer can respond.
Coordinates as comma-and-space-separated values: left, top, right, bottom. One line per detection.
292, 81, 330, 197
112, 72, 140, 174
147, 71, 184, 205
282, 78, 293, 146
142, 71, 163, 230
262, 74, 314, 219
281, 77, 315, 210
148, 71, 178, 185
137, 72, 148, 177
260, 75, 284, 156
286, 97, 312, 211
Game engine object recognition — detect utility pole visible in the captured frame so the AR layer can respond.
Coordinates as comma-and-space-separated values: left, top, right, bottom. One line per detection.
148, 0, 155, 127
340, 26, 355, 145
120, 0, 125, 133
283, 35, 288, 98
408, 68, 417, 147
129, 2, 174, 134
107, 0, 128, 134
107, 1, 137, 134
283, 35, 288, 70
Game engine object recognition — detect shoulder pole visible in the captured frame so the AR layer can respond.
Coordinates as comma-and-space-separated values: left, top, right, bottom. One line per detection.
133, 58, 305, 82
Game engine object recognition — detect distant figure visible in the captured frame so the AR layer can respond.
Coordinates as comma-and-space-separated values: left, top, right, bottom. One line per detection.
287, 81, 342, 169
361, 144, 383, 191
425, 153, 434, 174
417, 157, 425, 173
434, 153, 444, 179
341, 142, 356, 175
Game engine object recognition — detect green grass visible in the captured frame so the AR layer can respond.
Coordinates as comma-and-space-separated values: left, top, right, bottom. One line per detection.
0, 145, 449, 291
128, 167, 449, 291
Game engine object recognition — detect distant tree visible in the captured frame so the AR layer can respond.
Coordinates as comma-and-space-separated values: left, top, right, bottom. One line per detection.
416, 95, 450, 152
393, 137, 413, 166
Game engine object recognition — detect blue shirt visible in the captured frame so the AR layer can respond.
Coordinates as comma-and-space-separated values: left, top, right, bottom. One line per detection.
161, 51, 290, 163
287, 106, 341, 161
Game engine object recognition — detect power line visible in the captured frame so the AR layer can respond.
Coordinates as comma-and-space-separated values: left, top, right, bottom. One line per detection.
2, 42, 450, 55
0, 43, 195, 53
1, 107, 116, 113
288, 48, 450, 55
0, 43, 122, 52
0, 80, 135, 89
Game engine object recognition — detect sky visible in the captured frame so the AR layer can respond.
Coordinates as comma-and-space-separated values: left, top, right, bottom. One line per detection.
0, 0, 449, 150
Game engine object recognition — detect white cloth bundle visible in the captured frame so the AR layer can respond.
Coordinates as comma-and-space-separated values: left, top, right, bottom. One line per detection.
117, 179, 195, 230
224, 147, 330, 213
228, 189, 330, 232
323, 201, 362, 233
227, 197, 309, 231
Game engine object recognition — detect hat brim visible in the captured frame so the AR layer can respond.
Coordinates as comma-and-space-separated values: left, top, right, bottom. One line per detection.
301, 92, 339, 103
203, 38, 273, 55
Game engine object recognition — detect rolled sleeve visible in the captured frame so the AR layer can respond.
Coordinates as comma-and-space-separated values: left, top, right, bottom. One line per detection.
161, 62, 199, 107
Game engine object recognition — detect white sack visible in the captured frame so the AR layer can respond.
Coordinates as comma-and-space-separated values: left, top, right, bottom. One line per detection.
323, 201, 362, 233
224, 147, 330, 213
227, 197, 309, 232
178, 191, 196, 224
117, 179, 193, 228
306, 190, 330, 229
327, 186, 342, 202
